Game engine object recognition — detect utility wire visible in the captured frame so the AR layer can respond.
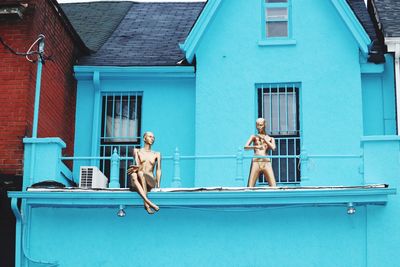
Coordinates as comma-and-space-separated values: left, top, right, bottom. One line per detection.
0, 35, 52, 63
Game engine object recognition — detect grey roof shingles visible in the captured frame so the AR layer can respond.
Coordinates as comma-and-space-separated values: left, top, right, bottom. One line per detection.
347, 0, 377, 40
373, 0, 400, 37
76, 2, 205, 66
62, 1, 375, 66
61, 1, 133, 52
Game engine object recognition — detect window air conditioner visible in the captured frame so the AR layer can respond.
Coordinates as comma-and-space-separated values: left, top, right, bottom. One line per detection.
79, 166, 108, 189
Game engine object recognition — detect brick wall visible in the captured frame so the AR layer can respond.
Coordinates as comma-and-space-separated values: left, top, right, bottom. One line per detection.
0, 0, 83, 176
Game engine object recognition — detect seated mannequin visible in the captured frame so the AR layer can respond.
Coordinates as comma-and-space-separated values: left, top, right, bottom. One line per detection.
128, 132, 161, 214
244, 118, 277, 187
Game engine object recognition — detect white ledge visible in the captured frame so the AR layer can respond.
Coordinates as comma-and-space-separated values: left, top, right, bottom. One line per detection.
9, 185, 396, 208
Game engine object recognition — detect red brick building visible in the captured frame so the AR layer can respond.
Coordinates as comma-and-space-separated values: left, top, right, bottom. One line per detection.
0, 1, 87, 265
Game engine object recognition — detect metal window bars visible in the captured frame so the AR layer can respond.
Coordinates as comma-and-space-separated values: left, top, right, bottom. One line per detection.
258, 83, 300, 183
99, 92, 142, 187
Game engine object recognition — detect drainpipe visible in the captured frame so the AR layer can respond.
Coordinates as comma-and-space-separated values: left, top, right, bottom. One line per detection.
32, 34, 45, 138
28, 35, 45, 188
11, 198, 22, 267
386, 37, 400, 135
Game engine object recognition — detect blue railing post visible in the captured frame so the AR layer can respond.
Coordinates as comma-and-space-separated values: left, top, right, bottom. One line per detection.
299, 149, 309, 184
171, 147, 182, 187
235, 147, 244, 185
109, 148, 120, 188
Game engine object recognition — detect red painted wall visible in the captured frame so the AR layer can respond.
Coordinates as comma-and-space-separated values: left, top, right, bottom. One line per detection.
0, 0, 83, 177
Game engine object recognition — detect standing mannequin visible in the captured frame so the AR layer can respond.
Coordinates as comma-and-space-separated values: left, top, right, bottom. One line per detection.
244, 118, 277, 187
128, 132, 161, 214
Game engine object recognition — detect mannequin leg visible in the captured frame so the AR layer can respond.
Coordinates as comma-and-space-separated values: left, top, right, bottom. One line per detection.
262, 162, 276, 187
247, 161, 261, 187
130, 173, 159, 212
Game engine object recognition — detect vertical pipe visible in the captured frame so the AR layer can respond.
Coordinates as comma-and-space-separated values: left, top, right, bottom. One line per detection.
31, 61, 43, 138
91, 71, 101, 166
31, 35, 45, 138
11, 198, 22, 267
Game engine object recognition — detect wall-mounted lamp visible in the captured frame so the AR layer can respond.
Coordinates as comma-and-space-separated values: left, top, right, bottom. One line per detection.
347, 202, 356, 215
117, 205, 126, 217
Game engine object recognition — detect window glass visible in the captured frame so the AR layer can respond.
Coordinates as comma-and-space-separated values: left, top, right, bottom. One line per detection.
266, 21, 288, 37
266, 8, 288, 20
266, 0, 287, 3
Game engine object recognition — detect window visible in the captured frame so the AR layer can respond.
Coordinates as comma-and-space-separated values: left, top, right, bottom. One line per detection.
257, 83, 300, 183
100, 92, 142, 187
264, 0, 290, 38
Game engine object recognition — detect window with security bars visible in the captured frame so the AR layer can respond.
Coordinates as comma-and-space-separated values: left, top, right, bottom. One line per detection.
100, 92, 142, 187
257, 83, 300, 183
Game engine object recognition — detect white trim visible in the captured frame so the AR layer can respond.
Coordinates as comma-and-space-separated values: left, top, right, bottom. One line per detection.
385, 37, 400, 135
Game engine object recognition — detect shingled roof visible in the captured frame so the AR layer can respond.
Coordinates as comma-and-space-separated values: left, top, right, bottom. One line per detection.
372, 0, 400, 37
67, 2, 205, 66
347, 0, 377, 40
61, 1, 133, 52
62, 1, 374, 66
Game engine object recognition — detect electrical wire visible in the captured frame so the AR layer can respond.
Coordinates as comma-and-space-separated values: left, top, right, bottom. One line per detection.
25, 35, 43, 63
0, 35, 51, 63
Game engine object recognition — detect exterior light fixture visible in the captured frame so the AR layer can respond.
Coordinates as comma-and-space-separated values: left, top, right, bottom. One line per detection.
117, 205, 126, 217
347, 202, 356, 215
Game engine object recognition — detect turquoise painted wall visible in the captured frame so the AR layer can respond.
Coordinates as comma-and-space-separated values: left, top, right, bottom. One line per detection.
27, 206, 368, 267
362, 55, 396, 135
12, 137, 399, 267
193, 0, 371, 187
74, 75, 196, 187
363, 137, 400, 267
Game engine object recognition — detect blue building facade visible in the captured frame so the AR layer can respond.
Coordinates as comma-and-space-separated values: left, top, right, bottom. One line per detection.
9, 1, 400, 266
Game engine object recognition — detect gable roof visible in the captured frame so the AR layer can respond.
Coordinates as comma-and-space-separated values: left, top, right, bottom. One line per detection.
181, 0, 372, 63
372, 0, 400, 37
66, 2, 205, 66
60, 1, 133, 52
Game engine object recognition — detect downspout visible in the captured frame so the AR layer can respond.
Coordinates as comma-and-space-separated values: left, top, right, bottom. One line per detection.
29, 34, 45, 187
386, 38, 400, 135
32, 34, 45, 138
91, 71, 101, 166
10, 197, 59, 266
11, 198, 22, 267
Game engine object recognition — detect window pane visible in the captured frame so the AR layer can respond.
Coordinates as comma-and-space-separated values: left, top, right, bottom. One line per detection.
266, 21, 288, 37
266, 8, 288, 20
266, 0, 287, 3
102, 94, 141, 143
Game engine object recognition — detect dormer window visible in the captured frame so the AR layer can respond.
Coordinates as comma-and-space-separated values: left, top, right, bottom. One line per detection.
264, 0, 290, 38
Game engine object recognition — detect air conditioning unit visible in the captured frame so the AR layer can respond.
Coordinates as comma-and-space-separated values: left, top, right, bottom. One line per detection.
79, 166, 108, 189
